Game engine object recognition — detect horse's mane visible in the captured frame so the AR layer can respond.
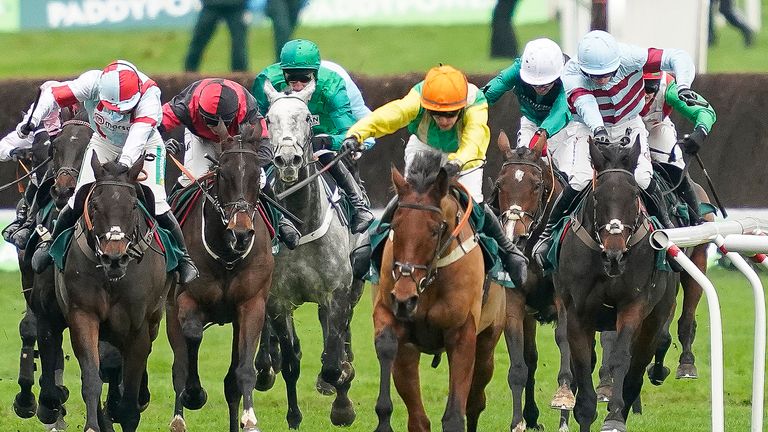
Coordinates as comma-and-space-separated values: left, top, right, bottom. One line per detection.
405, 152, 444, 193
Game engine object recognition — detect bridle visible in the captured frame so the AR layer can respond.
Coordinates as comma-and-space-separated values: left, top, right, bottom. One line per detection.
589, 168, 648, 251
269, 95, 315, 172
53, 119, 92, 183
498, 156, 556, 240
390, 185, 475, 293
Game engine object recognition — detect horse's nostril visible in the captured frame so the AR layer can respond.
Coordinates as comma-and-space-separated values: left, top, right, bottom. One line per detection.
119, 255, 130, 265
406, 295, 418, 311
292, 155, 302, 166
388, 292, 396, 305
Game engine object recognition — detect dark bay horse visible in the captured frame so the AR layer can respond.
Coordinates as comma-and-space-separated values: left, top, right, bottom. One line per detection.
167, 122, 274, 432
492, 131, 573, 431
253, 81, 358, 429
373, 152, 506, 432
554, 137, 676, 432
58, 153, 172, 432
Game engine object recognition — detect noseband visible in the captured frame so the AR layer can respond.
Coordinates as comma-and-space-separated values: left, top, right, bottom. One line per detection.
589, 168, 648, 251
498, 158, 555, 239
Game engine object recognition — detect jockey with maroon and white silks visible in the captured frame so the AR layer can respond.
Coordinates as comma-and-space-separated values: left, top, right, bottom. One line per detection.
533, 30, 698, 268
14, 60, 198, 283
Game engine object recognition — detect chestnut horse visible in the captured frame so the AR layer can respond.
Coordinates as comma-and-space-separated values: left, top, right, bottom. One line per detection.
373, 152, 506, 432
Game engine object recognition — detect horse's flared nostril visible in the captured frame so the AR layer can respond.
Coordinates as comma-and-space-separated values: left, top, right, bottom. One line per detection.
292, 155, 302, 166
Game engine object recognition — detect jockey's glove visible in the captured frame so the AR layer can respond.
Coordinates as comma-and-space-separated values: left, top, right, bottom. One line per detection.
443, 160, 462, 178
341, 136, 364, 153
593, 126, 610, 145
677, 86, 698, 106
681, 126, 707, 156
16, 120, 36, 139
8, 147, 26, 162
165, 138, 183, 155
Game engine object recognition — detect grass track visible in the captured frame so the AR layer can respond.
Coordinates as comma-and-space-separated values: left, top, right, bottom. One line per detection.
0, 268, 765, 431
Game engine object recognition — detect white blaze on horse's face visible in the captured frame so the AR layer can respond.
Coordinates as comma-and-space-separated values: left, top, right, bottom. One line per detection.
264, 80, 315, 184
514, 169, 524, 182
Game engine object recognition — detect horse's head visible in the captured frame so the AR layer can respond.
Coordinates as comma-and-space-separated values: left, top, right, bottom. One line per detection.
589, 135, 642, 277
388, 152, 450, 321
495, 130, 552, 246
213, 122, 264, 254
50, 109, 91, 208
263, 80, 315, 184
87, 153, 144, 281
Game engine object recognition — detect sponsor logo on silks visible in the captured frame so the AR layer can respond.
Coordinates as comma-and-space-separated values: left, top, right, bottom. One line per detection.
93, 112, 131, 132
44, 0, 201, 29
308, 114, 320, 127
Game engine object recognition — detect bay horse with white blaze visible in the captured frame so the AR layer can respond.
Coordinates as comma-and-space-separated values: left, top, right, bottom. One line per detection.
373, 152, 506, 432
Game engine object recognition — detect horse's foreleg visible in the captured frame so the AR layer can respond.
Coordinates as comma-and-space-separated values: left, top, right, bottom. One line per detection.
324, 287, 356, 426
14, 306, 37, 419
254, 317, 277, 391
504, 289, 528, 431
467, 318, 504, 432
272, 310, 303, 429
225, 321, 242, 432
551, 295, 575, 412
392, 339, 430, 432
373, 306, 399, 432
597, 331, 617, 403
36, 315, 66, 428
113, 327, 151, 432
166, 298, 190, 431
233, 295, 267, 432
442, 314, 478, 432
69, 310, 103, 432
177, 293, 208, 411
603, 305, 644, 430
678, 245, 705, 379
566, 307, 597, 431
522, 314, 543, 430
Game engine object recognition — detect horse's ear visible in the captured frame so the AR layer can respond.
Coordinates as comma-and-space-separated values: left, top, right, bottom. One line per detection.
263, 80, 280, 103
434, 167, 449, 199
497, 129, 512, 158
127, 154, 144, 182
295, 79, 316, 103
588, 136, 606, 172
90, 152, 105, 180
392, 164, 408, 196
211, 119, 230, 142
625, 135, 642, 171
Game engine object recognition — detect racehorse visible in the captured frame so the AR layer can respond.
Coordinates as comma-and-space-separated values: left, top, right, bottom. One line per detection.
166, 122, 274, 432
492, 131, 573, 431
372, 152, 506, 432
554, 137, 676, 432
58, 153, 172, 432
253, 80, 358, 429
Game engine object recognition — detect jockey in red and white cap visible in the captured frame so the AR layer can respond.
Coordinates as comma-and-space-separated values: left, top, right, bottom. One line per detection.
18, 60, 198, 283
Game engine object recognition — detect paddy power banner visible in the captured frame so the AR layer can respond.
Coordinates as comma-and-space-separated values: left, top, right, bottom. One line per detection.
0, 0, 547, 32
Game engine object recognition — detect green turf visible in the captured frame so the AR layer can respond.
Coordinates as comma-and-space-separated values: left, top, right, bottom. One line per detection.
0, 267, 764, 431
0, 14, 765, 79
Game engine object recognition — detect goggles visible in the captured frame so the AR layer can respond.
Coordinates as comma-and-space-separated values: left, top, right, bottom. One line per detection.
429, 109, 462, 119
285, 72, 313, 83
582, 69, 617, 80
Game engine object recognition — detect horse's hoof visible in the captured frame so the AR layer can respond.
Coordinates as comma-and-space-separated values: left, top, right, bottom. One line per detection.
647, 364, 670, 385
596, 384, 612, 403
511, 420, 526, 432
528, 423, 545, 431
139, 389, 151, 412
559, 425, 570, 432
13, 391, 37, 418
676, 363, 698, 379
180, 387, 208, 410
58, 385, 70, 404
550, 384, 575, 410
601, 419, 627, 432
286, 407, 302, 430
316, 374, 336, 396
169, 415, 187, 432
254, 367, 276, 392
330, 396, 356, 426
37, 401, 60, 425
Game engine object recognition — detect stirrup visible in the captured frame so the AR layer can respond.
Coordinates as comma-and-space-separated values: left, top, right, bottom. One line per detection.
279, 222, 300, 250
350, 208, 374, 234
31, 240, 53, 274
177, 258, 199, 284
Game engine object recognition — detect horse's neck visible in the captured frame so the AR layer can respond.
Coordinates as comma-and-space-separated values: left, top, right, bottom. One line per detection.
281, 165, 328, 233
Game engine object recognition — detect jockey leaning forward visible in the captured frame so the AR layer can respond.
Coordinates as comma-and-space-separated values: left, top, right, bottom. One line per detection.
17, 60, 198, 283
532, 30, 701, 268
641, 70, 716, 224
251, 38, 374, 234
159, 77, 301, 249
341, 65, 528, 287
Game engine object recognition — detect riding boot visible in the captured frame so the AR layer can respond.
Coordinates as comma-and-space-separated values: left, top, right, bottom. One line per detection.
261, 183, 300, 250
156, 212, 199, 284
481, 204, 528, 287
667, 168, 703, 226
31, 204, 80, 273
532, 186, 580, 270
3, 198, 30, 249
327, 160, 374, 234
350, 196, 398, 280
643, 178, 674, 229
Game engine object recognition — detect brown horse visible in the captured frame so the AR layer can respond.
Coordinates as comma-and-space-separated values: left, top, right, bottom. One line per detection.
372, 152, 506, 432
59, 153, 172, 432
492, 131, 573, 431
167, 122, 274, 432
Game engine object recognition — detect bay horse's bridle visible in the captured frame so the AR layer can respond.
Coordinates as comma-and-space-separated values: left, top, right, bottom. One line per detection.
498, 156, 556, 240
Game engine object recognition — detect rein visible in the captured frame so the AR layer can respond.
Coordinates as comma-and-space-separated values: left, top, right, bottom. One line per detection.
0, 156, 52, 193
391, 182, 476, 293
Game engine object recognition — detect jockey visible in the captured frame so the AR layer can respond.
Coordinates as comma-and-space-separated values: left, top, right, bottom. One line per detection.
482, 38, 571, 155
641, 71, 716, 224
342, 65, 528, 287
533, 30, 699, 268
1, 80, 65, 249
159, 78, 301, 249
251, 39, 374, 234
17, 60, 199, 283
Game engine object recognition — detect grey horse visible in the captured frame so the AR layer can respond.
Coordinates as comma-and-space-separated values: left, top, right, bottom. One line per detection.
254, 80, 358, 429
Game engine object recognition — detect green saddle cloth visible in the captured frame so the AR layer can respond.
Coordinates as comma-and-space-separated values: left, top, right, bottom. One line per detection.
366, 188, 516, 289
50, 202, 180, 273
